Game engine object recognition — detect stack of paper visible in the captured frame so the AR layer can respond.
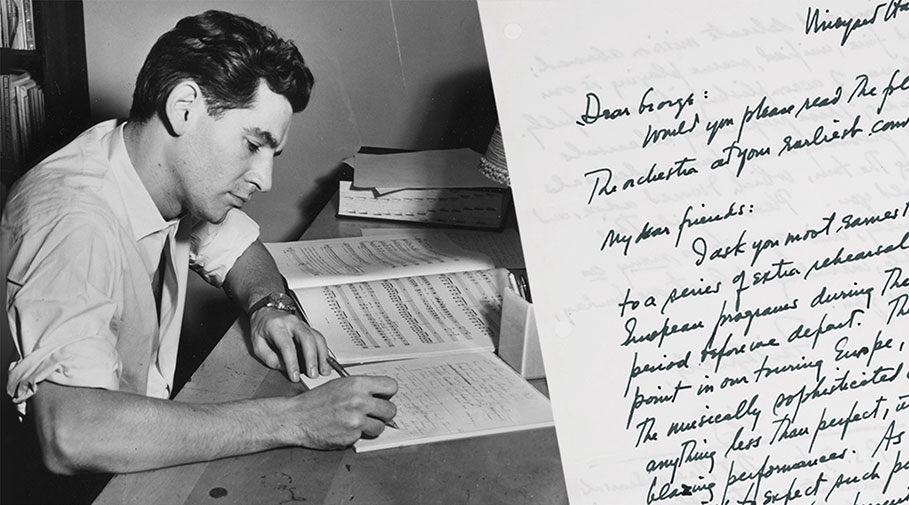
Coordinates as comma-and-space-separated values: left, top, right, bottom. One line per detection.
338, 149, 511, 229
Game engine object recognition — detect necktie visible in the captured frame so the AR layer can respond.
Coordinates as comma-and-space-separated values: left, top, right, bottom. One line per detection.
152, 236, 168, 318
149, 230, 178, 398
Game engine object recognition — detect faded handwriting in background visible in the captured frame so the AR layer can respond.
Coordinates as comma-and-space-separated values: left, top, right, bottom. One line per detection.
480, 1, 907, 504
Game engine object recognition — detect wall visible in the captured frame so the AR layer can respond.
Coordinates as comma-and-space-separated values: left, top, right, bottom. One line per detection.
81, 1, 499, 382
83, 0, 497, 242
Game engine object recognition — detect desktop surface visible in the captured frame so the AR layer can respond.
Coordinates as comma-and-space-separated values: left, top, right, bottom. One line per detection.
93, 191, 566, 505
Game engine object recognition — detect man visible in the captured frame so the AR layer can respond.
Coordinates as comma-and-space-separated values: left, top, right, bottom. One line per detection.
1, 10, 397, 475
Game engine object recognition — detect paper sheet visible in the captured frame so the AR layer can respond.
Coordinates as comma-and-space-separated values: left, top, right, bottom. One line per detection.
265, 233, 495, 289
302, 351, 554, 453
338, 180, 510, 228
294, 268, 507, 364
479, 2, 907, 504
346, 148, 507, 193
360, 227, 526, 269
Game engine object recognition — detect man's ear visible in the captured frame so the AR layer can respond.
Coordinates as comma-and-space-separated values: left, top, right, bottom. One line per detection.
164, 80, 204, 136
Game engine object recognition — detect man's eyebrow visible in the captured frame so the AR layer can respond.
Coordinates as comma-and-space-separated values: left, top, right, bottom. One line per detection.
244, 127, 280, 150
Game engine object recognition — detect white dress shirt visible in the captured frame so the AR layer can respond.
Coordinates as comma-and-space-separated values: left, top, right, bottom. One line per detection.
2, 120, 259, 413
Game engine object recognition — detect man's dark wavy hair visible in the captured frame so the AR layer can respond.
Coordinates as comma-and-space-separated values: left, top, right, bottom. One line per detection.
129, 10, 314, 122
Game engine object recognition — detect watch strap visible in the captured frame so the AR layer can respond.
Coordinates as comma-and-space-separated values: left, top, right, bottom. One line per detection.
248, 292, 297, 316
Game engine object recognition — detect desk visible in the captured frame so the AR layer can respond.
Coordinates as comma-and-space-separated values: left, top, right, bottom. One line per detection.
94, 192, 567, 505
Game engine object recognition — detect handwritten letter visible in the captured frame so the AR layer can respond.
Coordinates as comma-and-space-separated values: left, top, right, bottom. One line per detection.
479, 2, 907, 504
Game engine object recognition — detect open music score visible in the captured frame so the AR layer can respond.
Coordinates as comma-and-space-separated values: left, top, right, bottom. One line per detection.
300, 351, 554, 452
294, 268, 508, 364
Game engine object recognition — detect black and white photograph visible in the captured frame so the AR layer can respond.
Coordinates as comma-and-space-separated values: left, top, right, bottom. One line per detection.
2, 1, 906, 504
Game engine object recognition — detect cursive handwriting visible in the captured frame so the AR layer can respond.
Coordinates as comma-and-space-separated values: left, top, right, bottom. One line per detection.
804, 231, 909, 279
576, 92, 631, 126
804, 2, 908, 46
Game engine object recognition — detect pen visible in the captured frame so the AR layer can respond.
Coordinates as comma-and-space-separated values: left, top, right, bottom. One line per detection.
283, 275, 399, 430
326, 353, 400, 430
516, 272, 532, 303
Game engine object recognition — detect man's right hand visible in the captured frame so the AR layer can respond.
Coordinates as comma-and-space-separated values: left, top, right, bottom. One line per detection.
29, 375, 398, 474
282, 375, 399, 449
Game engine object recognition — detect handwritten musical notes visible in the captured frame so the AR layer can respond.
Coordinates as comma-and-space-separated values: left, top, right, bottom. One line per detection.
479, 1, 907, 504
301, 351, 554, 452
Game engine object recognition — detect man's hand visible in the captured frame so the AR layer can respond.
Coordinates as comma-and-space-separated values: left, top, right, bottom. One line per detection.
222, 240, 332, 381
249, 308, 330, 381
30, 376, 398, 474
282, 375, 399, 449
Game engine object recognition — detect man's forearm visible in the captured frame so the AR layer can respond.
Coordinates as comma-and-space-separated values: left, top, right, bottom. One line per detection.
32, 375, 398, 475
221, 239, 330, 380
32, 382, 295, 474
223, 239, 286, 314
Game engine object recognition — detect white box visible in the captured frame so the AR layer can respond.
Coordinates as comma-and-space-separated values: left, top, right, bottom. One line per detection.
497, 286, 545, 379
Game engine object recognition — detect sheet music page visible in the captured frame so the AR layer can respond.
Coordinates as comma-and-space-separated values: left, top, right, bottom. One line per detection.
302, 352, 554, 452
361, 227, 526, 268
479, 2, 907, 504
294, 268, 508, 364
265, 233, 495, 289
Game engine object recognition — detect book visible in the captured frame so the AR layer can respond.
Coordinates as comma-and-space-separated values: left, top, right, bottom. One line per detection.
1, 0, 8, 48
35, 86, 44, 132
12, 74, 35, 158
1, 74, 11, 162
19, 0, 32, 50
4, 0, 23, 49
9, 72, 32, 158
302, 351, 554, 453
266, 231, 516, 364
25, 81, 37, 141
2, 73, 21, 164
338, 149, 511, 229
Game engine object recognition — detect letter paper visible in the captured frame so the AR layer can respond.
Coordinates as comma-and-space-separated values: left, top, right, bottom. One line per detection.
479, 2, 907, 503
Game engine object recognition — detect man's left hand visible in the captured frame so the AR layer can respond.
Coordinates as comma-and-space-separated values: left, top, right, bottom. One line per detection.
249, 309, 330, 381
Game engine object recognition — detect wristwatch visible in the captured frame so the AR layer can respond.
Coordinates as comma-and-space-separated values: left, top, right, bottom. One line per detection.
248, 292, 298, 316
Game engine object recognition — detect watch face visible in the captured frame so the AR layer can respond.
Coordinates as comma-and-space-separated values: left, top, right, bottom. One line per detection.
268, 294, 296, 313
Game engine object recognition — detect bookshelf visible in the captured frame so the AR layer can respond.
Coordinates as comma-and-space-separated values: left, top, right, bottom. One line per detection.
1, 0, 90, 188
1, 4, 92, 502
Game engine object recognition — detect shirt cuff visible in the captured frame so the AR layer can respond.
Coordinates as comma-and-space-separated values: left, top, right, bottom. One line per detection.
7, 336, 121, 416
189, 209, 260, 287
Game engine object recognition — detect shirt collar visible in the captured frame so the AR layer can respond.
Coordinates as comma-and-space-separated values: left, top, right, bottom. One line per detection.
107, 121, 180, 241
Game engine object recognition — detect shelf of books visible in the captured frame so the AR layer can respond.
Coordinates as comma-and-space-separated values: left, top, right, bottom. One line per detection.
1, 71, 46, 178
2, 0, 43, 183
1, 0, 36, 51
1, 0, 88, 190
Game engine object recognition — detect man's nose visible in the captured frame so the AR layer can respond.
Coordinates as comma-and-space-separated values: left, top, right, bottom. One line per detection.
247, 156, 274, 193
